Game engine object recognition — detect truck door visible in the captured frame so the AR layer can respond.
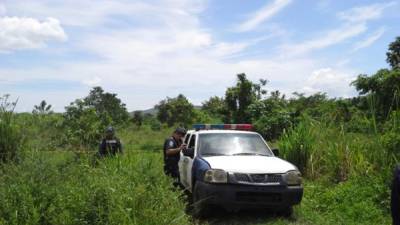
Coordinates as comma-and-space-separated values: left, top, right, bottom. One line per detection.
178, 133, 192, 187
185, 134, 196, 191
179, 133, 191, 187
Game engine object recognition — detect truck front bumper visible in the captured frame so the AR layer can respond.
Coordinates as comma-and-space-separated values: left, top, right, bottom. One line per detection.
195, 181, 303, 210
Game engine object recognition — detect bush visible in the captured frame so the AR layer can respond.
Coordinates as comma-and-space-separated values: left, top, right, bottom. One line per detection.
64, 104, 109, 149
0, 151, 189, 225
303, 176, 390, 224
0, 95, 23, 163
279, 115, 316, 175
380, 110, 400, 167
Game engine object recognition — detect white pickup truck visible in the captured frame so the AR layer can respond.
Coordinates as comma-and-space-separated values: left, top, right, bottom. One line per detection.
178, 124, 303, 217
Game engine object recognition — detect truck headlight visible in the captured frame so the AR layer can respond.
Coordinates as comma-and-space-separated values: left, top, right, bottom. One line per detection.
284, 170, 302, 185
203, 169, 228, 183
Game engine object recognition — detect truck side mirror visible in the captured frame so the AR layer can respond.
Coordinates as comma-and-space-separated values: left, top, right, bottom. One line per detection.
272, 148, 279, 157
183, 148, 194, 158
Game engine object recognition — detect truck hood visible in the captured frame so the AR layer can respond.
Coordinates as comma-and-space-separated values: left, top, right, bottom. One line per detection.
202, 155, 297, 174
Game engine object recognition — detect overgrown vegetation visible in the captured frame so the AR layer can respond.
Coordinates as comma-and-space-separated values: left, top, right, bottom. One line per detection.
1, 36, 400, 224
0, 95, 23, 163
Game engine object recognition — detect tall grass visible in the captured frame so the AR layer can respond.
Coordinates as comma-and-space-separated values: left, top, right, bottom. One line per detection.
0, 95, 23, 163
0, 151, 189, 225
279, 114, 387, 182
279, 115, 316, 176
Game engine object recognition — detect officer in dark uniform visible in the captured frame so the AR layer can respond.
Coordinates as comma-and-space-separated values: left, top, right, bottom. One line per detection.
98, 126, 123, 157
392, 165, 400, 225
163, 127, 187, 180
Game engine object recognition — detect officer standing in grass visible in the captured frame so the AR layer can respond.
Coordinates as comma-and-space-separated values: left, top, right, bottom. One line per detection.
98, 126, 123, 157
163, 127, 187, 182
392, 165, 400, 225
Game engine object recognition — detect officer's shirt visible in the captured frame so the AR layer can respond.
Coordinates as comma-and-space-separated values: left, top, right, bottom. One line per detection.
163, 137, 181, 169
99, 138, 122, 156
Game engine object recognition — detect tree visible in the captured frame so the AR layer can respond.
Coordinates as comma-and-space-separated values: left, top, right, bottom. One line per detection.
83, 86, 129, 124
223, 73, 267, 123
248, 90, 291, 140
132, 111, 144, 127
288, 92, 330, 119
64, 99, 108, 148
202, 96, 225, 116
33, 100, 53, 114
351, 69, 400, 120
62, 87, 128, 148
387, 36, 400, 69
155, 94, 195, 127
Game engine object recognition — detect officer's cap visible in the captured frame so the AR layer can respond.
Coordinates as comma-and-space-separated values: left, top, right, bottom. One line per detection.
174, 127, 186, 135
106, 126, 115, 133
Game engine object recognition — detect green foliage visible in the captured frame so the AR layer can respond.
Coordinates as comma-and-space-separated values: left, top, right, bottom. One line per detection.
155, 94, 195, 127
65, 103, 109, 148
132, 111, 144, 127
193, 109, 222, 124
223, 74, 267, 123
63, 87, 128, 148
351, 69, 400, 120
299, 177, 391, 225
32, 100, 53, 115
18, 113, 65, 152
288, 92, 331, 120
279, 116, 316, 175
381, 110, 400, 167
202, 96, 225, 117
249, 90, 291, 140
84, 87, 129, 124
0, 95, 23, 163
387, 36, 400, 69
0, 151, 189, 225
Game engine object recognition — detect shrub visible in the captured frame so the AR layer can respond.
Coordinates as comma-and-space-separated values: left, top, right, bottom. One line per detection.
279, 115, 316, 175
0, 151, 189, 225
0, 95, 23, 163
64, 105, 109, 148
380, 110, 400, 167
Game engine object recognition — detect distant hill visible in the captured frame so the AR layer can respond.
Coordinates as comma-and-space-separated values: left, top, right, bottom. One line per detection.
131, 106, 201, 116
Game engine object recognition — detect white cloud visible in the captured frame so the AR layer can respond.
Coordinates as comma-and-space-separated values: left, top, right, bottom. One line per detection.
352, 27, 385, 52
337, 1, 396, 23
280, 2, 395, 57
82, 76, 102, 87
3, 0, 207, 27
0, 0, 378, 112
301, 68, 357, 97
0, 17, 67, 52
281, 23, 367, 56
236, 0, 292, 32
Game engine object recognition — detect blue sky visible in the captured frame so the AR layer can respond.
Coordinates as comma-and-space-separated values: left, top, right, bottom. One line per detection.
0, 0, 399, 112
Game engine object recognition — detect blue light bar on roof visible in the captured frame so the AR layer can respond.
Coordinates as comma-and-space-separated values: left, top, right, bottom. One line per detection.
192, 124, 253, 131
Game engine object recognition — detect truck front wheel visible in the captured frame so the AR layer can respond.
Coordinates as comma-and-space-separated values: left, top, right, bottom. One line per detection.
192, 183, 210, 218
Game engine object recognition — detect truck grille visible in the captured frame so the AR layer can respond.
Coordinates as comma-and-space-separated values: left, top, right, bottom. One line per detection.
234, 173, 282, 184
234, 173, 251, 182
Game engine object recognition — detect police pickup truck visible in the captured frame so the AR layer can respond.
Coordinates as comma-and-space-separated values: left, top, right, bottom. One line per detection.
178, 124, 303, 217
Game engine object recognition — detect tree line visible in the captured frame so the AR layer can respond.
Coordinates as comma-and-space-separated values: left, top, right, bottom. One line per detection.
1, 36, 399, 162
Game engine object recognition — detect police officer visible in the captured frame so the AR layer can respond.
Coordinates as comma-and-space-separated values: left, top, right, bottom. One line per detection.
392, 165, 400, 225
98, 126, 123, 157
163, 127, 187, 180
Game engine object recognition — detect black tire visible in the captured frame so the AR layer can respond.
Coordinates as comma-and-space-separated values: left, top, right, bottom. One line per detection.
192, 183, 209, 218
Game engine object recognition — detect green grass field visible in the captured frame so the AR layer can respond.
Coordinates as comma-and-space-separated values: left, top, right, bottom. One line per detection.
0, 125, 393, 225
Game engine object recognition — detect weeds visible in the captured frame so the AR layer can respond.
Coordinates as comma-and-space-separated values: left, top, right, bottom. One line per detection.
0, 95, 23, 163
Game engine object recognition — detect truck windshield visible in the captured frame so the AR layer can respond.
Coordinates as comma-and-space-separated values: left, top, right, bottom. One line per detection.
198, 133, 272, 156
